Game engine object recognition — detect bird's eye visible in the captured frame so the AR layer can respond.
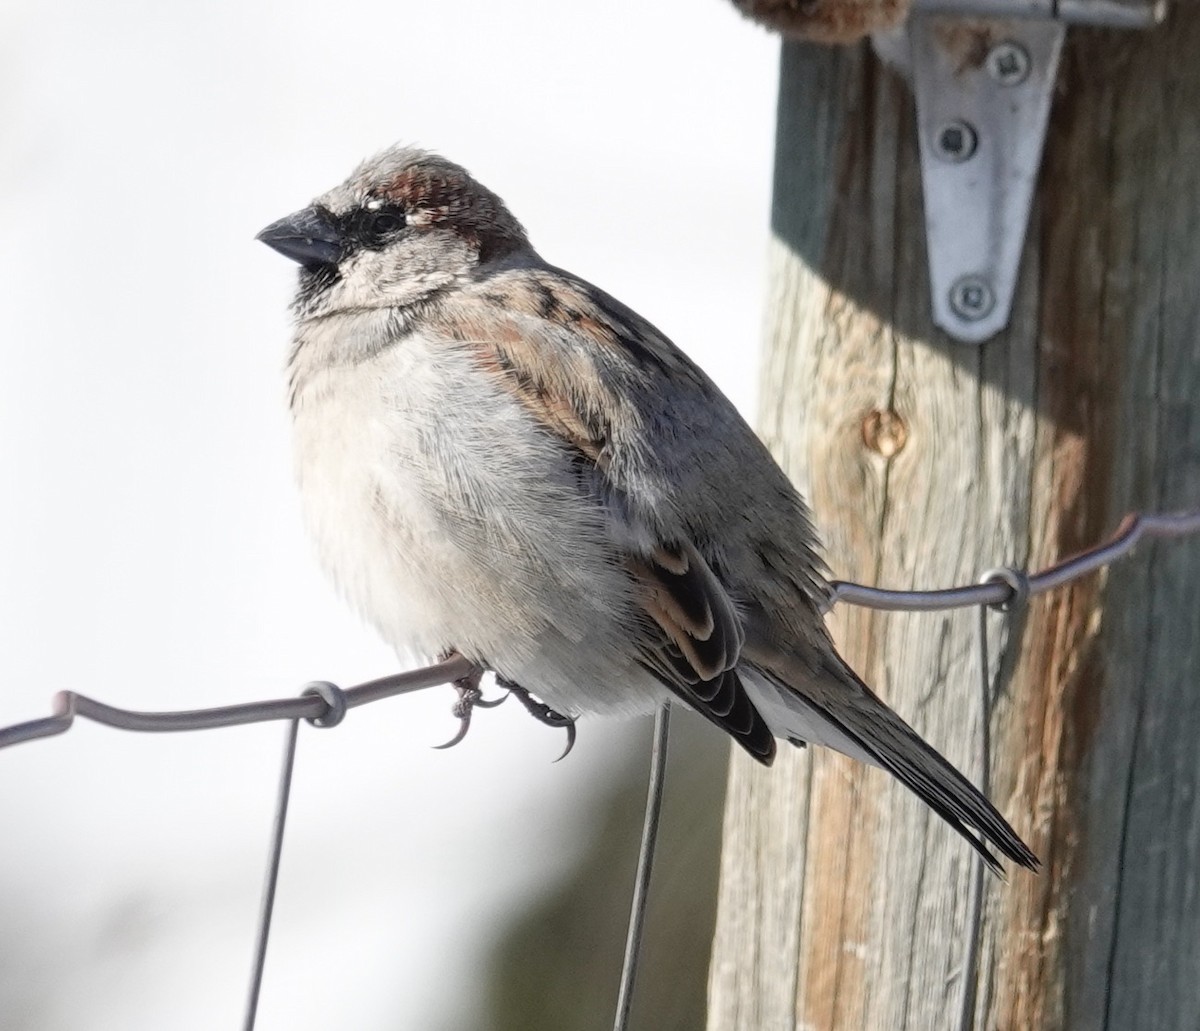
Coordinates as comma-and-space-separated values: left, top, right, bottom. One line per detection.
359, 208, 406, 247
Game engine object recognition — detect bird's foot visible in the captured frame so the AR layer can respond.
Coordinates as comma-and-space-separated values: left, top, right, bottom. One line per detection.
495, 676, 577, 762
433, 663, 508, 750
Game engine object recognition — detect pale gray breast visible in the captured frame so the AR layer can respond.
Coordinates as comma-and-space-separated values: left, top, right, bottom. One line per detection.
289, 326, 638, 672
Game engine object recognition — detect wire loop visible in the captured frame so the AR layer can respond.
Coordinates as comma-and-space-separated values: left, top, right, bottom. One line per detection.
0, 505, 1196, 1030
978, 566, 1031, 612
302, 681, 348, 728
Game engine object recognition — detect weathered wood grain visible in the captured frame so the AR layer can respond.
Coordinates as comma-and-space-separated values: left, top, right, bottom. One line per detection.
709, 16, 1200, 1030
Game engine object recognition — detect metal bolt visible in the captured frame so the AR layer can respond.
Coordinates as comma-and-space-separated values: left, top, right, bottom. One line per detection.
949, 276, 996, 321
932, 120, 978, 163
986, 41, 1031, 86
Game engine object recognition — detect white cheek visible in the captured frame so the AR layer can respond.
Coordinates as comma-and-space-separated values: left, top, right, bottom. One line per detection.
333, 251, 392, 307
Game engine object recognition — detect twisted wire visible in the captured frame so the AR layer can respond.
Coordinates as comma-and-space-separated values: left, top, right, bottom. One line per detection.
1, 506, 1197, 1028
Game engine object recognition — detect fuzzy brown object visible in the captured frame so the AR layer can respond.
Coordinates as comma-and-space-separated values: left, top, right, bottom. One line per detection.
730, 0, 910, 44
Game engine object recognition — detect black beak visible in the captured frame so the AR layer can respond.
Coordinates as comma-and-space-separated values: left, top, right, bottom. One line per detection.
256, 206, 343, 266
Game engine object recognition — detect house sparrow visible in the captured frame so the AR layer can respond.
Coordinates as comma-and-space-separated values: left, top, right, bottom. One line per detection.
257, 144, 1036, 873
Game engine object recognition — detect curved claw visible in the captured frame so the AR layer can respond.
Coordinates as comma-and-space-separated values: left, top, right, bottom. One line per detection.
433, 670, 489, 750
495, 677, 578, 761
432, 715, 472, 750
472, 690, 509, 710
551, 720, 577, 763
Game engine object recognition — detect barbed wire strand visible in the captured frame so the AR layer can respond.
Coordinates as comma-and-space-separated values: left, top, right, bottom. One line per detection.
1, 506, 1198, 1027
612, 703, 672, 1031
244, 717, 299, 1031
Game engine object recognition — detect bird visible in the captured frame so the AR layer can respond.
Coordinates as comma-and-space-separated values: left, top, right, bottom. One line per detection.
256, 143, 1037, 874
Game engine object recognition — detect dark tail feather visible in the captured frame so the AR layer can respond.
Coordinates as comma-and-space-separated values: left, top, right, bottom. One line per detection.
749, 652, 1038, 873
869, 725, 1038, 874
826, 656, 1037, 873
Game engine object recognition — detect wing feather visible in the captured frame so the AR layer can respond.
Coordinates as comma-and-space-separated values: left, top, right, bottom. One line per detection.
427, 278, 774, 763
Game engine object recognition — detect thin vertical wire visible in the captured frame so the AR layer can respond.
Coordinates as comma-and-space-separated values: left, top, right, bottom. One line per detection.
957, 603, 994, 1031
612, 703, 672, 1031
243, 718, 301, 1031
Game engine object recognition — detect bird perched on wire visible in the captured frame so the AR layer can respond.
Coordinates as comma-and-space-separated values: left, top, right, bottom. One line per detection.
257, 144, 1037, 874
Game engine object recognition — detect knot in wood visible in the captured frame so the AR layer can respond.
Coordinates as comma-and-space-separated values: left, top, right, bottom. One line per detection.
861, 409, 908, 458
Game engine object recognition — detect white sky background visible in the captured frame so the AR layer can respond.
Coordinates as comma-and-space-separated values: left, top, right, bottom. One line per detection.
0, 2, 778, 1028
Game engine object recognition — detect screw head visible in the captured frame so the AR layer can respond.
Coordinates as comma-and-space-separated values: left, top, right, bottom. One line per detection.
986, 41, 1031, 86
949, 276, 996, 321
932, 120, 978, 163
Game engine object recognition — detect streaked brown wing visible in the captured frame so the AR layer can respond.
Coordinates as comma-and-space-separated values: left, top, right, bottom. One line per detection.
430, 273, 776, 763
632, 543, 775, 764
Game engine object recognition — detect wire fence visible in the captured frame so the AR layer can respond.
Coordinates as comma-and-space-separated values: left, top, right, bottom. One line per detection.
1, 507, 1199, 1031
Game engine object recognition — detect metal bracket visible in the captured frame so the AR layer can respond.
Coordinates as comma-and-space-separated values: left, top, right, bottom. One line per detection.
875, 0, 1166, 344
912, 17, 1065, 343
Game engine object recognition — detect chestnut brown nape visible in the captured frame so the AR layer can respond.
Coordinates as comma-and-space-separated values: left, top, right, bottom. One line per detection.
373, 158, 529, 263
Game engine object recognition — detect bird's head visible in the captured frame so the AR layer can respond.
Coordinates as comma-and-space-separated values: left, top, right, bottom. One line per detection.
257, 145, 528, 319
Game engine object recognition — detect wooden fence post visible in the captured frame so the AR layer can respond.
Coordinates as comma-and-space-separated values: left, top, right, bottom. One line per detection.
708, 15, 1200, 1029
